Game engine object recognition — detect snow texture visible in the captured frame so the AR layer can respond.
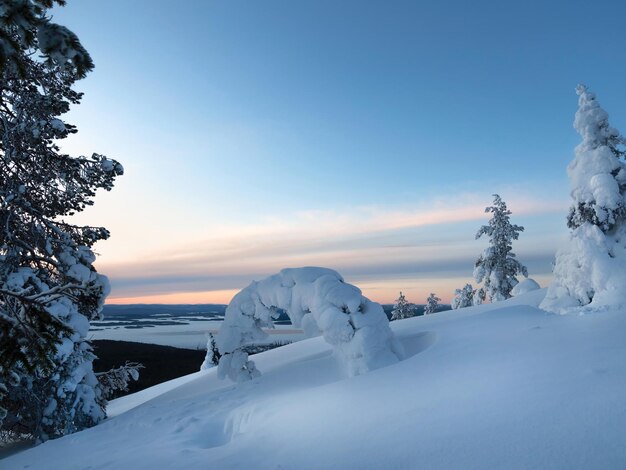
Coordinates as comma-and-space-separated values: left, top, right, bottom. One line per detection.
204, 267, 402, 381
7, 290, 626, 469
511, 278, 540, 297
541, 86, 626, 313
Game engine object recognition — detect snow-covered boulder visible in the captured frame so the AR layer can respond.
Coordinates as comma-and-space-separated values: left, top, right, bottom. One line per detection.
204, 267, 402, 381
511, 278, 540, 297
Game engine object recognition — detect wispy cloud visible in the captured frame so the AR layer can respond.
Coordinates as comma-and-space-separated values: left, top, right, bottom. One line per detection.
98, 190, 567, 304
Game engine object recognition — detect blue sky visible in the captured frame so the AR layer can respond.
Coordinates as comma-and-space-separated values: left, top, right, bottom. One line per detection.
51, 0, 626, 303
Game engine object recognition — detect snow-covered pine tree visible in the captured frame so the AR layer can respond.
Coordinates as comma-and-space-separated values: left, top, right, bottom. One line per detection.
451, 284, 474, 309
472, 287, 485, 306
0, 0, 123, 441
424, 293, 441, 314
473, 194, 528, 302
390, 291, 415, 320
541, 85, 626, 312
207, 333, 221, 367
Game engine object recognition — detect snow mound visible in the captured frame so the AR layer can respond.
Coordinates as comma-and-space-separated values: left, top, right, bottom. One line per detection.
541, 223, 626, 313
511, 278, 540, 297
396, 330, 437, 357
206, 267, 402, 381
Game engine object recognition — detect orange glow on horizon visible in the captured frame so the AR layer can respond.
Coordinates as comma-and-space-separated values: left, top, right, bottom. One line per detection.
106, 289, 239, 305
105, 284, 457, 305
105, 274, 551, 306
105, 281, 462, 306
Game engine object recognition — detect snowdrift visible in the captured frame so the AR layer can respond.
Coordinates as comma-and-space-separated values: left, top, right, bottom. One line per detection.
5, 289, 626, 469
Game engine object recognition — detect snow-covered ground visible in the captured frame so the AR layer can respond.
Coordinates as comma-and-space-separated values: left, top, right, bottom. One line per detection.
5, 289, 626, 469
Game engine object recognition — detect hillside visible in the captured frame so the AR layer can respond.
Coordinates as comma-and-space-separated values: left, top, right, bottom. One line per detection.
5, 289, 626, 469
92, 341, 206, 398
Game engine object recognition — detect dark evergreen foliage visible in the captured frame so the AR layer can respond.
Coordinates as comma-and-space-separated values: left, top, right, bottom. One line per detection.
0, 0, 122, 442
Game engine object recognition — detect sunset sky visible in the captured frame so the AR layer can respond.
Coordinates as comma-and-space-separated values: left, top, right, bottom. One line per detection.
52, 0, 626, 304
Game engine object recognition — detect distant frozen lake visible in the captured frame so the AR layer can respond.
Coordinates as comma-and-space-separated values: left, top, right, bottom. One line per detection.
90, 305, 305, 349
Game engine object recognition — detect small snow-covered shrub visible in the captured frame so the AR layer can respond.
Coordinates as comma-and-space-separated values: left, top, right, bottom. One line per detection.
205, 334, 221, 368
451, 284, 485, 309
390, 291, 416, 320
242, 340, 292, 356
96, 363, 144, 400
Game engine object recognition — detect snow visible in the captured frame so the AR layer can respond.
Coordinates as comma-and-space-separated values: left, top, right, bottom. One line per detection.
209, 267, 401, 381
541, 86, 626, 312
451, 283, 475, 309
106, 372, 206, 418
5, 289, 626, 469
569, 86, 623, 219
36, 23, 89, 73
49, 118, 65, 132
541, 222, 626, 313
510, 277, 540, 296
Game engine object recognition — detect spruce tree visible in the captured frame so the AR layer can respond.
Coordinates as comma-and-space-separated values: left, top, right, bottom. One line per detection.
0, 0, 122, 441
424, 293, 441, 314
541, 86, 626, 311
390, 291, 415, 320
451, 284, 474, 309
208, 333, 221, 367
472, 287, 485, 306
566, 86, 626, 232
473, 194, 528, 302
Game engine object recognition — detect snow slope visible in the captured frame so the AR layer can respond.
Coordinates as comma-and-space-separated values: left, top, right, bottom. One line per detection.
5, 289, 626, 469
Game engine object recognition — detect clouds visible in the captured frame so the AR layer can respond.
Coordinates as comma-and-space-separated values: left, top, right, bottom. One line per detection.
48, 0, 626, 306
98, 191, 567, 304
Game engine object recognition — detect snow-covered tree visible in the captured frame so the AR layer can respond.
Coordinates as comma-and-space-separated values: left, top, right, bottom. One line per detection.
423, 293, 441, 314
205, 333, 221, 368
0, 1, 123, 441
473, 194, 528, 302
541, 86, 626, 312
451, 284, 475, 309
472, 287, 485, 306
207, 268, 401, 381
391, 291, 415, 320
